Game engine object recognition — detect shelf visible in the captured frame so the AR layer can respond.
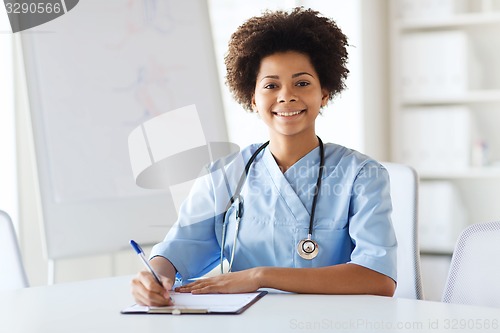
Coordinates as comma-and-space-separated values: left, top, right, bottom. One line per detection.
401, 90, 500, 106
418, 167, 500, 180
398, 12, 500, 31
390, 1, 500, 259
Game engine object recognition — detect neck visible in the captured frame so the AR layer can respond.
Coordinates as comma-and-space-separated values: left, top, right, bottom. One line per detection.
268, 133, 319, 173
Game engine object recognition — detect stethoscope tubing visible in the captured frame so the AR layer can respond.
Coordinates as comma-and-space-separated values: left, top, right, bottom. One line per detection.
307, 137, 324, 237
220, 137, 324, 273
220, 141, 269, 273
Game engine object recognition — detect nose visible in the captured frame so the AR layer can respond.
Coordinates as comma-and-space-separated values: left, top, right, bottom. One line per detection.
278, 85, 297, 103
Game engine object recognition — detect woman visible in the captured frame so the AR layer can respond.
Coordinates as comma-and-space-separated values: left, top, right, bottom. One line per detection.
131, 7, 397, 306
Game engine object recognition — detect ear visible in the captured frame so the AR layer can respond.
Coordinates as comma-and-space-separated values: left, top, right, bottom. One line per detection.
251, 95, 258, 113
320, 89, 329, 107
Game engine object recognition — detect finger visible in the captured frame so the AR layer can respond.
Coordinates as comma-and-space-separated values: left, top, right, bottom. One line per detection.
180, 279, 224, 294
132, 285, 172, 306
138, 271, 164, 293
132, 272, 174, 306
174, 279, 205, 292
175, 283, 195, 293
131, 277, 171, 306
159, 276, 175, 302
191, 285, 218, 294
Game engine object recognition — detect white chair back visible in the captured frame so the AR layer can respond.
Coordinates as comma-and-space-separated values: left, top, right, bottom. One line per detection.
442, 221, 500, 307
0, 210, 29, 290
381, 162, 423, 299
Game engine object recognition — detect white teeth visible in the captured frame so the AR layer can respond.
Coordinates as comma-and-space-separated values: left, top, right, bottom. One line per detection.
276, 110, 302, 117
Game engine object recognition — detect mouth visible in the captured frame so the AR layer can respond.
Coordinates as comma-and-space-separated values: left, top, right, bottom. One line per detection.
272, 109, 305, 117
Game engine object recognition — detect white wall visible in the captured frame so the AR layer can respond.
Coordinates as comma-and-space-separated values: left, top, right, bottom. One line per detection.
0, 8, 19, 231
360, 0, 390, 160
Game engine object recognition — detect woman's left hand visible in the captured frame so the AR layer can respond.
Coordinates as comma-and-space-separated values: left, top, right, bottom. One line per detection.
175, 268, 263, 294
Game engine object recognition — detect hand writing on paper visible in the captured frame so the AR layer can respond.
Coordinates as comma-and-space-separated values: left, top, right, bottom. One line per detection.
131, 270, 174, 306
175, 268, 262, 294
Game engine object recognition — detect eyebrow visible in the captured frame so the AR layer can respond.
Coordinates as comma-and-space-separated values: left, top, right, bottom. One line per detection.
259, 72, 315, 82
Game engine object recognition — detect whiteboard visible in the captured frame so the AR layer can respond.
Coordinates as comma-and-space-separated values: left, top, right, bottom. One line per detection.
21, 0, 228, 259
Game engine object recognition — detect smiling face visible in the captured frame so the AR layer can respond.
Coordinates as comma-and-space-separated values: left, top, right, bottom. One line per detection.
252, 51, 328, 141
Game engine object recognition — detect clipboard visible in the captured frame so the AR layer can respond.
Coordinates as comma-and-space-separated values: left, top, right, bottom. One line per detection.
121, 291, 267, 315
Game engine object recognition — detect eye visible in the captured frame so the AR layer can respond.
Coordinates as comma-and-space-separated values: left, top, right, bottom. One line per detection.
296, 81, 310, 87
264, 83, 278, 89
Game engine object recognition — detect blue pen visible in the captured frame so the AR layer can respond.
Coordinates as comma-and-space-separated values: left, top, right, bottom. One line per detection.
130, 240, 174, 304
129, 240, 162, 285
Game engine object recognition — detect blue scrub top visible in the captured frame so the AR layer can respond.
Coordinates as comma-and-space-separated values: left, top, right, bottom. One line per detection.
151, 143, 397, 282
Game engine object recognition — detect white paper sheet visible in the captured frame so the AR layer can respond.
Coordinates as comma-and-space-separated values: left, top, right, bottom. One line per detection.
121, 291, 267, 314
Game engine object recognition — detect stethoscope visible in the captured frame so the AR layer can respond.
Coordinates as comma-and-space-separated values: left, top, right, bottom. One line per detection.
220, 136, 325, 273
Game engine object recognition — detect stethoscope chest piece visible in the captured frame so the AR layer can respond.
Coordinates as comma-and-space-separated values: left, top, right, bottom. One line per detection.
297, 238, 319, 260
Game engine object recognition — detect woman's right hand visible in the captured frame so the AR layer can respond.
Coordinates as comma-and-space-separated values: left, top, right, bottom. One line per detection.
130, 270, 174, 306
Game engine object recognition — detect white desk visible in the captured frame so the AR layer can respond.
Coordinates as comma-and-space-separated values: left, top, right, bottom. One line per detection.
1, 276, 499, 333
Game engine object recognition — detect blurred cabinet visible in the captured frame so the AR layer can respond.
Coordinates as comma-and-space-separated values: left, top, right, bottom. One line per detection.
390, 0, 500, 253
